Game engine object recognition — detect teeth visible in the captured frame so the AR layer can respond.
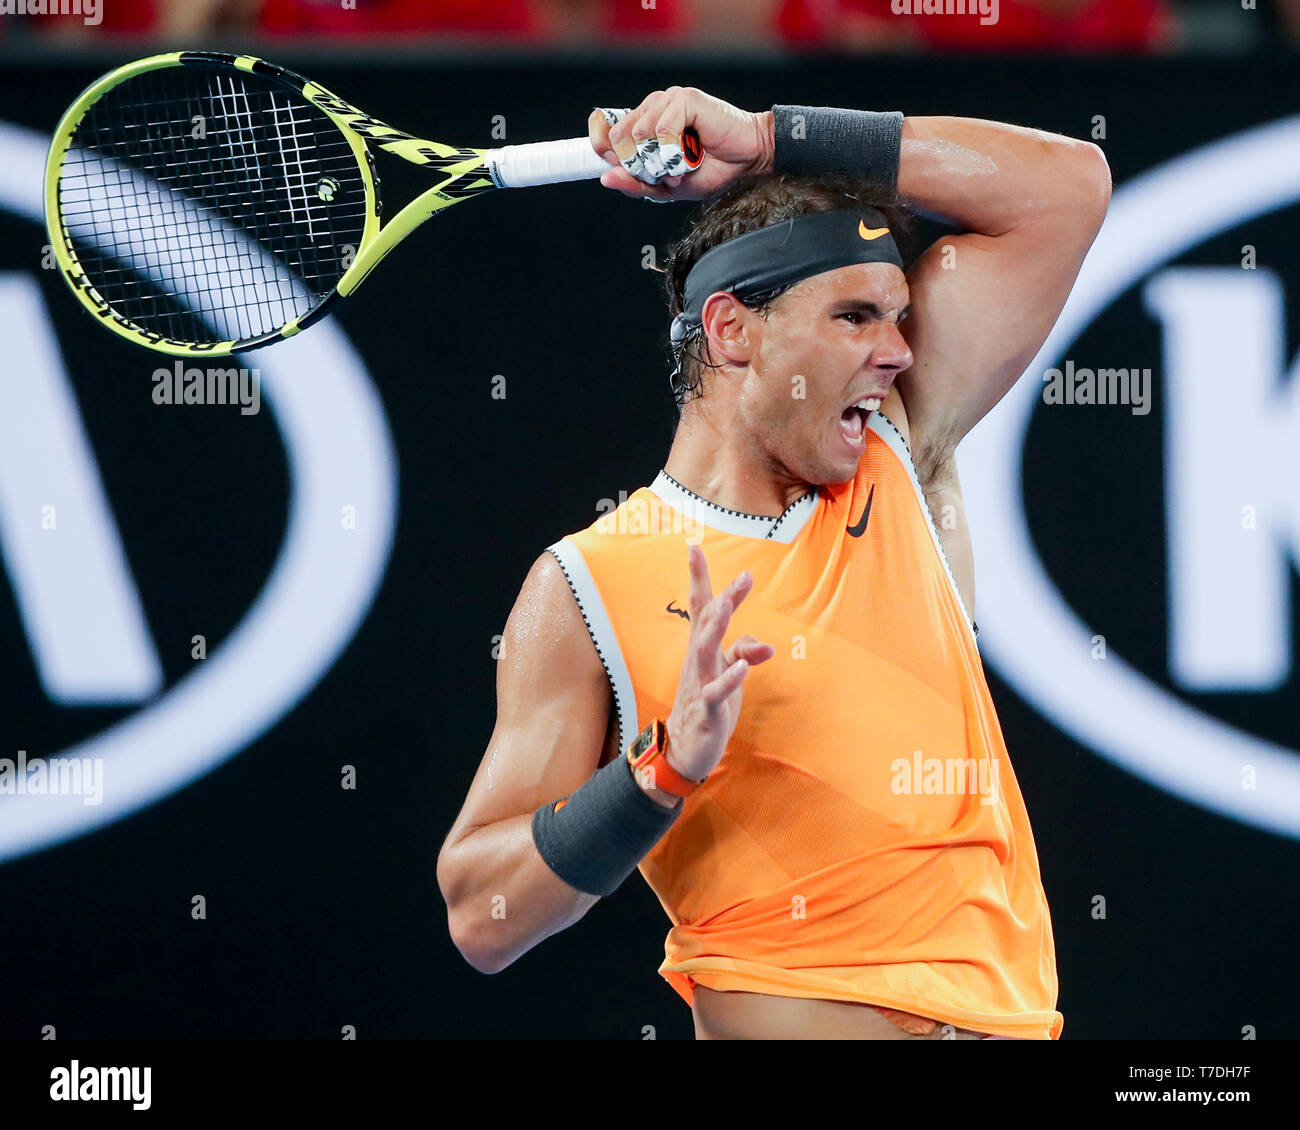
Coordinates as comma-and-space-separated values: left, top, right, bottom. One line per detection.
854, 398, 882, 412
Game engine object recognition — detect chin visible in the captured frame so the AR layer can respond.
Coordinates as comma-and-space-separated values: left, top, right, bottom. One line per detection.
803, 454, 859, 489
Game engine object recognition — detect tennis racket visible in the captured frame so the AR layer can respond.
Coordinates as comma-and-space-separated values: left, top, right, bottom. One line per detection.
44, 51, 704, 357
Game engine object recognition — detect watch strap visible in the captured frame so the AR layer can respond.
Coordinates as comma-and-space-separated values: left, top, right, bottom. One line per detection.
627, 718, 704, 798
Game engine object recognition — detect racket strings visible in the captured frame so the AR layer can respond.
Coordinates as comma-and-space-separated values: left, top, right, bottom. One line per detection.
58, 66, 369, 345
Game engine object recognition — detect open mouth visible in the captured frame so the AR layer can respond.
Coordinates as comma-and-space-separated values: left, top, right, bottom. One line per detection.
839, 396, 882, 444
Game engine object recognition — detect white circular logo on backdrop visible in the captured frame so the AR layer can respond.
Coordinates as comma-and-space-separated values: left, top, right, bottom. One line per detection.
962, 115, 1300, 840
0, 121, 398, 863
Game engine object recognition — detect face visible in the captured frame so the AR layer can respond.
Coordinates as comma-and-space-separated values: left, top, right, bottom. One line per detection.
731, 262, 913, 486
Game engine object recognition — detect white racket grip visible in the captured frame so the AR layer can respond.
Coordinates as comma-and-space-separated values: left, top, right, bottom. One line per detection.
485, 138, 612, 188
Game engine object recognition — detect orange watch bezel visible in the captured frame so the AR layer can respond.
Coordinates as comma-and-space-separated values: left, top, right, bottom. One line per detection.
627, 719, 703, 798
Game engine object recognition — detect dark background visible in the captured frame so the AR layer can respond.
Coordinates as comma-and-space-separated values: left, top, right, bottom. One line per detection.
2, 53, 1298, 1039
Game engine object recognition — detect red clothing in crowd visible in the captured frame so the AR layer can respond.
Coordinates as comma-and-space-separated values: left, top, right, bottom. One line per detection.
258, 0, 539, 35
257, 0, 687, 38
779, 0, 1174, 51
7, 0, 687, 40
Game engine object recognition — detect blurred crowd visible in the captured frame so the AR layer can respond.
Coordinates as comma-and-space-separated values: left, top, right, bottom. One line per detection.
4, 0, 1300, 51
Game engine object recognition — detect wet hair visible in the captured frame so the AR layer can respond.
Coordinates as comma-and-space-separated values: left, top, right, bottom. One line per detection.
660, 173, 914, 411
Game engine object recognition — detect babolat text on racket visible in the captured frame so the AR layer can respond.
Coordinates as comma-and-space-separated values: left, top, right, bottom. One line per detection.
44, 51, 704, 356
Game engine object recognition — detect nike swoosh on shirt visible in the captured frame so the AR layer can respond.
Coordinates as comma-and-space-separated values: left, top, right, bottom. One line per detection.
847, 483, 875, 537
858, 221, 890, 240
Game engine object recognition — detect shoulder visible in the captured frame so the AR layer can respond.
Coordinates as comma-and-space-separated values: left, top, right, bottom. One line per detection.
507, 550, 600, 670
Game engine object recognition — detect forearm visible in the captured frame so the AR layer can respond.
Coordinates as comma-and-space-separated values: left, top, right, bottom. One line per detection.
896, 116, 1108, 236
758, 108, 1107, 236
441, 814, 599, 973
441, 759, 678, 972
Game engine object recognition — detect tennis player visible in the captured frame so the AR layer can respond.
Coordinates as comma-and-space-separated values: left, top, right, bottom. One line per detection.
437, 90, 1110, 1040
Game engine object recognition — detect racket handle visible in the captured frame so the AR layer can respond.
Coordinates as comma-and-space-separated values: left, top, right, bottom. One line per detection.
485, 128, 704, 189
485, 138, 613, 188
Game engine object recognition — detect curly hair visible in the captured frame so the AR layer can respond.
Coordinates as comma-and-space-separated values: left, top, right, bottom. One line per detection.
659, 173, 915, 412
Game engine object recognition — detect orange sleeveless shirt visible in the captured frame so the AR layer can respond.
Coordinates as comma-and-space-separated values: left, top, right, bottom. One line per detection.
546, 413, 1063, 1040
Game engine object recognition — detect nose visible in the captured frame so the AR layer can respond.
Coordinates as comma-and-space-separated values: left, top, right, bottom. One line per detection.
871, 322, 913, 375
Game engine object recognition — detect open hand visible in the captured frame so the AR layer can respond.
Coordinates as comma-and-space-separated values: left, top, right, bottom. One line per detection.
665, 543, 775, 781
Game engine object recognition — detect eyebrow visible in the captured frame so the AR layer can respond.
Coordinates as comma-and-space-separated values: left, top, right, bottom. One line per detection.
830, 300, 912, 320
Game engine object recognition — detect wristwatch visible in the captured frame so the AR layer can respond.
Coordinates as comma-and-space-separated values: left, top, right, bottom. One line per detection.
626, 718, 705, 799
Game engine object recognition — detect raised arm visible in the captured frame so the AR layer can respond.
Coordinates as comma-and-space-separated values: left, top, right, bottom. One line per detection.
889, 115, 1111, 474
589, 94, 1110, 474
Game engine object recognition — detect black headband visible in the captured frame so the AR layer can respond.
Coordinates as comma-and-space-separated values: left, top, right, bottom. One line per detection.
670, 207, 904, 343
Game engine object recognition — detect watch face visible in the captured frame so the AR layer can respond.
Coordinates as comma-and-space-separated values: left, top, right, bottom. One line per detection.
630, 721, 660, 762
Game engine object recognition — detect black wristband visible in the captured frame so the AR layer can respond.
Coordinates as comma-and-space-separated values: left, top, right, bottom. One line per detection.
771, 105, 903, 191
531, 753, 681, 897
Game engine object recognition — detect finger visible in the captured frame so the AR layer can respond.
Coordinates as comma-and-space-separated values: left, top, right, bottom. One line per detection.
701, 570, 751, 638
586, 108, 617, 164
598, 166, 675, 201
653, 97, 697, 177
713, 569, 752, 618
608, 107, 655, 183
692, 572, 756, 676
701, 658, 748, 709
608, 90, 665, 150
693, 590, 741, 668
654, 93, 687, 151
630, 93, 674, 180
630, 91, 671, 151
727, 568, 759, 611
724, 636, 776, 667
614, 94, 684, 185
727, 568, 753, 597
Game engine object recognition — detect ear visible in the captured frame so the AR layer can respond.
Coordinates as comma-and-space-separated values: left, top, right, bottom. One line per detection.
699, 292, 759, 368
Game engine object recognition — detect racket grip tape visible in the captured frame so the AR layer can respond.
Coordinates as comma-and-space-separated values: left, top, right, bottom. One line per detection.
485, 127, 704, 189
485, 137, 610, 188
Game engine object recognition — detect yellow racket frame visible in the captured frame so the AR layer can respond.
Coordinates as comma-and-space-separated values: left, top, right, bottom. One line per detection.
45, 52, 496, 357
